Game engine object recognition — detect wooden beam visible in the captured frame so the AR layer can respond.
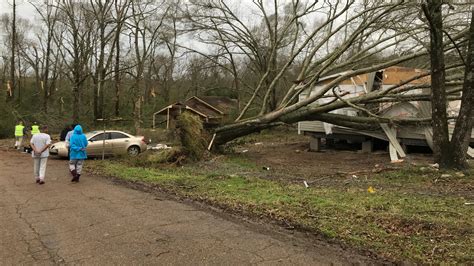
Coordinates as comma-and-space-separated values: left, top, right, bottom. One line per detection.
380, 123, 406, 159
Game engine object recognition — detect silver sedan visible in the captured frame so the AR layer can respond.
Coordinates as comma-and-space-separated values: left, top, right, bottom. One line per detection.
50, 130, 147, 158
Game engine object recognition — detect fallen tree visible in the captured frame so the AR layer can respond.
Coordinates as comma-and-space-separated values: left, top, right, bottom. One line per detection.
183, 1, 472, 169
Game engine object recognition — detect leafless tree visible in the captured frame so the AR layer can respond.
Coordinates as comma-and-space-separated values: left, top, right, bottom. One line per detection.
8, 0, 16, 102
126, 0, 168, 132
55, 0, 95, 123
88, 0, 131, 120
112, 0, 131, 117
422, 0, 474, 169
21, 0, 62, 113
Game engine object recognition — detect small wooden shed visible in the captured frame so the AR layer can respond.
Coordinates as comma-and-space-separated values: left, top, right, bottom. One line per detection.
153, 96, 238, 129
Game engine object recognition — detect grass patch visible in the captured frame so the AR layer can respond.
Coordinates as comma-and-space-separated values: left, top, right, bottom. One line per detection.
90, 158, 474, 264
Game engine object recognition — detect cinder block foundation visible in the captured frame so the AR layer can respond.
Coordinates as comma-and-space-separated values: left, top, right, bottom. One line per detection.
361, 140, 373, 153
309, 137, 321, 152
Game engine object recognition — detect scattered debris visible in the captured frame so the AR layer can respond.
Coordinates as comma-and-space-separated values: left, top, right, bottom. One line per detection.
434, 173, 453, 183
241, 149, 249, 153
262, 166, 270, 171
455, 172, 465, 178
295, 149, 301, 153
149, 144, 171, 150
255, 142, 263, 146
303, 181, 309, 188
464, 202, 474, 206
430, 163, 439, 169
352, 174, 358, 179
367, 186, 375, 193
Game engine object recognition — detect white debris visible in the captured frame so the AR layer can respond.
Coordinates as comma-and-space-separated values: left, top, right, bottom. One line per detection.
241, 149, 249, 153
455, 172, 465, 177
430, 163, 439, 169
303, 181, 309, 188
254, 142, 263, 146
149, 144, 171, 150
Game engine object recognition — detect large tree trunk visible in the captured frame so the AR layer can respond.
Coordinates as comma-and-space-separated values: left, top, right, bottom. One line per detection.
43, 37, 52, 113
133, 94, 141, 134
448, 10, 474, 169
114, 44, 121, 116
423, 0, 451, 166
72, 77, 81, 123
7, 0, 16, 102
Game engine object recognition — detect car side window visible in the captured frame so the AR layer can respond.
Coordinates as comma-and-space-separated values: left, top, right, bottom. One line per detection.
90, 133, 110, 141
110, 132, 129, 139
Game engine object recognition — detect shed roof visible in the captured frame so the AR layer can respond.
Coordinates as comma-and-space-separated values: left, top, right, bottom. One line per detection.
184, 98, 222, 118
186, 96, 238, 115
154, 96, 238, 119
153, 103, 209, 118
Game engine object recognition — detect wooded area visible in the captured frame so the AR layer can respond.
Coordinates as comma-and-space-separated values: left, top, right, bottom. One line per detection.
0, 0, 473, 168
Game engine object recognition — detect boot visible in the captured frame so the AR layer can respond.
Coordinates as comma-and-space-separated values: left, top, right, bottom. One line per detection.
75, 174, 81, 182
70, 169, 78, 182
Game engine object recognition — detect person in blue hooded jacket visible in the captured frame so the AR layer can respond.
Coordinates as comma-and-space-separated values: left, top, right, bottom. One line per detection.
69, 125, 88, 182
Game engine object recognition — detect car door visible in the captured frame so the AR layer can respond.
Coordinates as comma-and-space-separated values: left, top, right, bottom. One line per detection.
109, 132, 131, 154
87, 132, 112, 156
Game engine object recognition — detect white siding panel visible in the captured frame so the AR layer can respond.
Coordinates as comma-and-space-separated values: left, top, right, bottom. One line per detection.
298, 121, 325, 133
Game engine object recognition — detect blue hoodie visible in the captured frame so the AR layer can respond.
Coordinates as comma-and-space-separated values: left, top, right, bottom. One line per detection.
69, 125, 88, 160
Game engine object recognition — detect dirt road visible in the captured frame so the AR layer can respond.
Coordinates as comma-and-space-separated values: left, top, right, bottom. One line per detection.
0, 150, 375, 265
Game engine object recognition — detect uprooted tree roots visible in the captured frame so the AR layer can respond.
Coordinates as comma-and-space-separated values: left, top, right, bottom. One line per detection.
176, 111, 209, 161
131, 112, 209, 166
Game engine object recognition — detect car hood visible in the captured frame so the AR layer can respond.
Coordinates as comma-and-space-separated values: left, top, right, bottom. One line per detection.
50, 141, 67, 149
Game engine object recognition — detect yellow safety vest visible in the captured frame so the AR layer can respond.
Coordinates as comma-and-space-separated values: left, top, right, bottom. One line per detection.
31, 125, 40, 135
15, 125, 24, 137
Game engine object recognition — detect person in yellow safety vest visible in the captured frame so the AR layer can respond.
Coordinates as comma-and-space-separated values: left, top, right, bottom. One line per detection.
14, 121, 25, 150
31, 122, 40, 135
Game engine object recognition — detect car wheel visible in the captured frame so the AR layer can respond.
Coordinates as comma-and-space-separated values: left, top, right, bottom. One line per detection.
127, 145, 140, 156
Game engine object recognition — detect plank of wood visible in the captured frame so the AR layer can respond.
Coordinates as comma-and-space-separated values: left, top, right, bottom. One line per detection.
389, 142, 399, 161
208, 133, 217, 150
380, 123, 406, 158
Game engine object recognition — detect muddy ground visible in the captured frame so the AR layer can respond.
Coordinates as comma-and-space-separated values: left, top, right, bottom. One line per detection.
203, 132, 432, 180
233, 133, 473, 196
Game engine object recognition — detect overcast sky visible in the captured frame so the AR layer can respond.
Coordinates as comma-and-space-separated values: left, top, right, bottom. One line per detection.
0, 0, 36, 19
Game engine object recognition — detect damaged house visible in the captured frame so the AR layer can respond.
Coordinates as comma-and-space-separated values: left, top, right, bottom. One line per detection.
298, 66, 474, 162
